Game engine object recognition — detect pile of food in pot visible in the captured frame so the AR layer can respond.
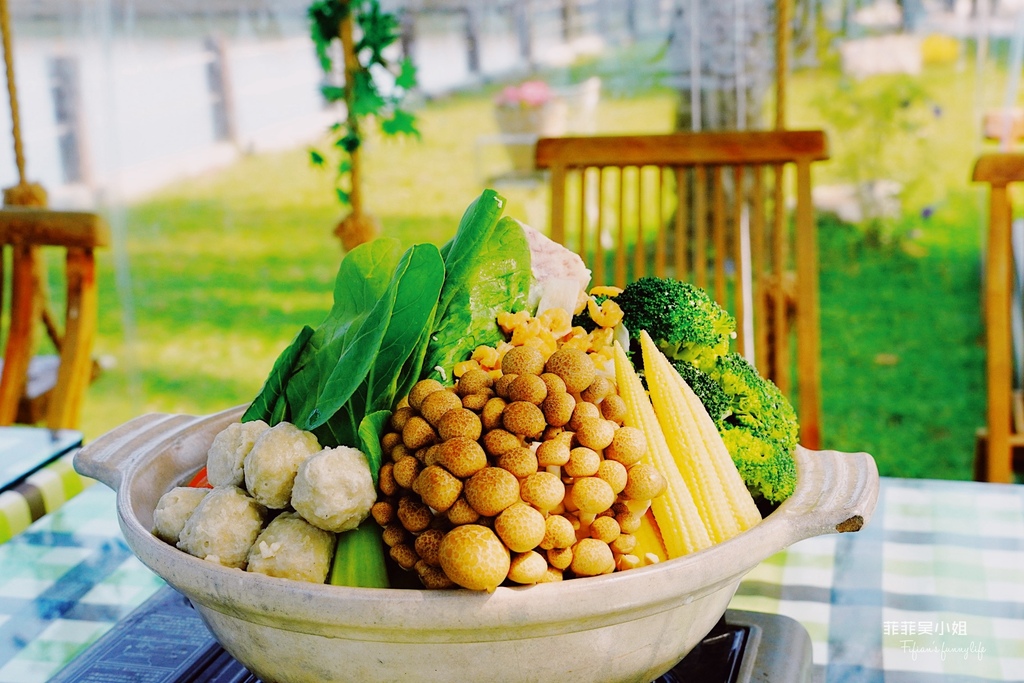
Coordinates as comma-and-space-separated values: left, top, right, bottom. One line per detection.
152, 190, 800, 592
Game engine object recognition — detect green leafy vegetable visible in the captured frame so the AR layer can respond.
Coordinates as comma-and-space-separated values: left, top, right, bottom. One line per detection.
356, 409, 391, 484
329, 521, 389, 587
244, 236, 444, 450
308, 243, 445, 445
245, 189, 529, 451
242, 325, 314, 425
421, 195, 531, 382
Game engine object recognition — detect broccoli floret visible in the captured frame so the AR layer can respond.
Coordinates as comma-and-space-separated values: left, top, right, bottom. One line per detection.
709, 352, 799, 505
710, 353, 799, 448
720, 427, 797, 505
613, 277, 735, 372
670, 359, 731, 423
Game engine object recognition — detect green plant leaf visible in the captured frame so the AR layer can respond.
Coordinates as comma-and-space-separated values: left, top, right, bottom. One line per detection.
355, 0, 400, 67
308, 0, 348, 72
320, 84, 347, 103
381, 109, 419, 138
395, 57, 417, 90
352, 70, 385, 117
336, 132, 361, 152
309, 149, 325, 166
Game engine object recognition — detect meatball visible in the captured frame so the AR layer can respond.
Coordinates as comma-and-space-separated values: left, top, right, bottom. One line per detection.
246, 512, 336, 584
206, 420, 270, 487
291, 446, 375, 533
152, 486, 209, 544
244, 422, 321, 509
177, 486, 265, 568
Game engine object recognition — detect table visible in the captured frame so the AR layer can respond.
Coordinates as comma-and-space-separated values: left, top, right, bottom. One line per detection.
0, 477, 1021, 683
0, 428, 84, 544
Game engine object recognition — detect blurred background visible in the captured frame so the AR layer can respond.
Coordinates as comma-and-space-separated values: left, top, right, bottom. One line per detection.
6, 0, 1023, 481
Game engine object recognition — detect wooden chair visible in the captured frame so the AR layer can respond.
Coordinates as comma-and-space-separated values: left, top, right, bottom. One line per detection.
0, 207, 109, 430
972, 153, 1024, 483
535, 130, 829, 449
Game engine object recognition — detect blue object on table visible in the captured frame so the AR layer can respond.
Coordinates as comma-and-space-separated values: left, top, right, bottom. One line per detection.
49, 585, 259, 683
0, 427, 82, 492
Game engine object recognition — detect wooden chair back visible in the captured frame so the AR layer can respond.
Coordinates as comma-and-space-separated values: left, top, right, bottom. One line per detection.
972, 153, 1024, 482
0, 207, 109, 430
535, 130, 829, 449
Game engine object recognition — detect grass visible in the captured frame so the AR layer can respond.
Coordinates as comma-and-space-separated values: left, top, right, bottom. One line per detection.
73, 51, 1007, 482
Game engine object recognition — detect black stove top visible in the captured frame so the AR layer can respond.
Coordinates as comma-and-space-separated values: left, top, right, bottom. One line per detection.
51, 586, 811, 683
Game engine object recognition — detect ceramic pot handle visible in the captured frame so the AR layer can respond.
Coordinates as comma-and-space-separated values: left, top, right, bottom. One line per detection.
777, 446, 880, 542
75, 407, 245, 491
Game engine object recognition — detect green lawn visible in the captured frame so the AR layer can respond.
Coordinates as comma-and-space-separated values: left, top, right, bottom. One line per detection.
77, 54, 1007, 482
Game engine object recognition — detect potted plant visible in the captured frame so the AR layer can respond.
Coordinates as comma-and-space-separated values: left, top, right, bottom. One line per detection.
493, 80, 567, 173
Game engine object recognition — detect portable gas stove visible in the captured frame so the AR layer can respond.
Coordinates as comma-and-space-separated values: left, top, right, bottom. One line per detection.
51, 586, 813, 682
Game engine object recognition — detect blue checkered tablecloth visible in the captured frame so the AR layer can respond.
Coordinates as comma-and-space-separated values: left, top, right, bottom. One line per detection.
0, 486, 164, 683
731, 477, 1024, 682
0, 477, 1021, 682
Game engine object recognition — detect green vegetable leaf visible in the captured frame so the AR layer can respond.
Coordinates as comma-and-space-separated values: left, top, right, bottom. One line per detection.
395, 308, 435, 401
421, 192, 532, 382
360, 243, 444, 413
242, 325, 315, 424
357, 409, 391, 483
318, 242, 445, 444
282, 238, 403, 430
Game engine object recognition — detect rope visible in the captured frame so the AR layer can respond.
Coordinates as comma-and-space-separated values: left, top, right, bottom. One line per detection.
0, 0, 23, 185
0, 0, 44, 207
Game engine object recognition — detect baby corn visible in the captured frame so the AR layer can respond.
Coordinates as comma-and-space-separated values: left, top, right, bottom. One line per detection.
632, 509, 668, 563
639, 331, 761, 542
613, 342, 712, 557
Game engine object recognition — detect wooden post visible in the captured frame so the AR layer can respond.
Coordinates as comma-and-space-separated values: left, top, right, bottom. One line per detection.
776, 0, 791, 129
795, 158, 822, 450
985, 181, 1013, 482
333, 3, 380, 251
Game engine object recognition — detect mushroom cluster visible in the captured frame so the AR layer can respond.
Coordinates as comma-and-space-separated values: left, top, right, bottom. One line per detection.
371, 308, 667, 592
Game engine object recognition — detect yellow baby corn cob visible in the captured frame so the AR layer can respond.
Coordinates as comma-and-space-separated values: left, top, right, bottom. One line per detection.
639, 331, 761, 541
632, 509, 668, 563
673, 363, 762, 532
613, 342, 712, 558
